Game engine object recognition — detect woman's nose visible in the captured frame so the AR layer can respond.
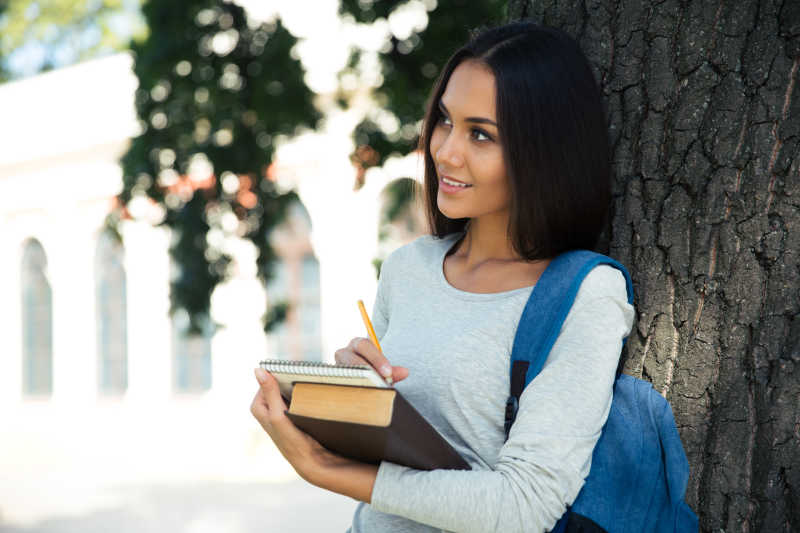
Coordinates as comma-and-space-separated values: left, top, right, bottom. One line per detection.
435, 130, 464, 168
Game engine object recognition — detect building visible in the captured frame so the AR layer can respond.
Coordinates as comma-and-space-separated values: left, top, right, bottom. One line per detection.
0, 52, 425, 525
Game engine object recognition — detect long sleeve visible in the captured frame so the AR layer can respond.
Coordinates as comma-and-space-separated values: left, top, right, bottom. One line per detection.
371, 262, 390, 340
368, 267, 634, 532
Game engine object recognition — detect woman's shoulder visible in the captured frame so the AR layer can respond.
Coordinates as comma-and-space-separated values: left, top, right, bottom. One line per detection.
574, 263, 630, 303
382, 232, 462, 272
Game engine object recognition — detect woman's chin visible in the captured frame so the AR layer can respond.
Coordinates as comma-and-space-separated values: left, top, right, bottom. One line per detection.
436, 196, 466, 220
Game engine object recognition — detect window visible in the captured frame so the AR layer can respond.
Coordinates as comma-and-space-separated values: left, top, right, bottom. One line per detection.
172, 310, 212, 392
21, 239, 53, 396
266, 260, 291, 359
95, 231, 128, 394
265, 200, 322, 361
299, 254, 322, 362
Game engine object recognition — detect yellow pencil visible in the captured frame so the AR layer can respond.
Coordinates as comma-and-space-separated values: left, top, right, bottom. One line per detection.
357, 299, 392, 385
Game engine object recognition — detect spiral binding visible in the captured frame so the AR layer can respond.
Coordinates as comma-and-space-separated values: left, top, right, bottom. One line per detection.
259, 359, 372, 377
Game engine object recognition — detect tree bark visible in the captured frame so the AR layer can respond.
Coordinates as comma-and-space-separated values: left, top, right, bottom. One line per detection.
508, 1, 800, 531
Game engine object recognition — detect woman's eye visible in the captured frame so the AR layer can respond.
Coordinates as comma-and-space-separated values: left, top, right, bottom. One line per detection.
472, 129, 492, 142
438, 115, 452, 127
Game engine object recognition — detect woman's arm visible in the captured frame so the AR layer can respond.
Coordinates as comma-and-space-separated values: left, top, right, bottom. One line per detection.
251, 260, 632, 531
249, 252, 400, 504
250, 368, 378, 502
366, 267, 634, 532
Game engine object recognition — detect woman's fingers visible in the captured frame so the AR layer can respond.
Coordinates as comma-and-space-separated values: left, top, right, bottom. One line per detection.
332, 337, 408, 383
251, 369, 331, 475
351, 337, 394, 379
252, 368, 289, 433
334, 344, 369, 366
391, 366, 409, 382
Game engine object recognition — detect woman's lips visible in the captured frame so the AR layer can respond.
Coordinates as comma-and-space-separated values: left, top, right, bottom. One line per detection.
439, 176, 473, 194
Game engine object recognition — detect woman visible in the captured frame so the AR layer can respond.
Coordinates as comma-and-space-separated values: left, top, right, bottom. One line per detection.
251, 22, 634, 532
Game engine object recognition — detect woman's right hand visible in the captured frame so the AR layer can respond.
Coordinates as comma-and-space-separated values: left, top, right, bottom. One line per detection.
334, 337, 409, 384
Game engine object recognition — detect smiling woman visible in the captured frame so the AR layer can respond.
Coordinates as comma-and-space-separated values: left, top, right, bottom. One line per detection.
420, 25, 613, 263
251, 22, 636, 533
430, 61, 507, 223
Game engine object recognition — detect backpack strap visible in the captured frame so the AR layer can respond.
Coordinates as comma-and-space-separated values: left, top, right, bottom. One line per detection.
504, 250, 634, 439
503, 252, 698, 532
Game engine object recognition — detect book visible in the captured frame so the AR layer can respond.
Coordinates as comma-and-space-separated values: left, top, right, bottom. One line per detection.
259, 360, 471, 471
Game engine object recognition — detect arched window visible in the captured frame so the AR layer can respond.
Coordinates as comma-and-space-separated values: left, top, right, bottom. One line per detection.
172, 309, 212, 393
298, 253, 322, 361
266, 260, 291, 359
266, 200, 322, 361
95, 230, 128, 395
21, 239, 53, 396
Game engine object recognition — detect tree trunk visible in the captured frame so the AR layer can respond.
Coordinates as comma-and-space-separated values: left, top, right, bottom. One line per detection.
508, 1, 800, 531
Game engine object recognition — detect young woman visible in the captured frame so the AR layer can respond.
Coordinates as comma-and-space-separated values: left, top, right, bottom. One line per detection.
251, 22, 634, 532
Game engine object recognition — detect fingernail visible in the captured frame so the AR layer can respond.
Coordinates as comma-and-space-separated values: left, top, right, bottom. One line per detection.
380, 364, 392, 378
254, 368, 268, 384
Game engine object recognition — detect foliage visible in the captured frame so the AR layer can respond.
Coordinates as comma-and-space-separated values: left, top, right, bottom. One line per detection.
0, 1, 7, 82
371, 257, 383, 279
0, 0, 146, 78
262, 300, 290, 334
340, 0, 507, 172
340, 0, 506, 278
117, 0, 318, 334
3, 0, 509, 336
380, 177, 418, 225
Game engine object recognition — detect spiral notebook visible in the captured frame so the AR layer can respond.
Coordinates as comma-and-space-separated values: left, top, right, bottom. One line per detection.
258, 359, 470, 471
259, 359, 390, 399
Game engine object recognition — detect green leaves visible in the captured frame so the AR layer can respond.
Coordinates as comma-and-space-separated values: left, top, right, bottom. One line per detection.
0, 0, 146, 77
117, 1, 318, 336
115, 0, 508, 337
341, 0, 506, 169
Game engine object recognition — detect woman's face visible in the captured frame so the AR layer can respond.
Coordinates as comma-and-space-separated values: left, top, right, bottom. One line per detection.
430, 60, 510, 223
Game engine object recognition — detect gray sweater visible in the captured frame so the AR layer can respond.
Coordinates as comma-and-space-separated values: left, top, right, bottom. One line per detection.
348, 233, 635, 532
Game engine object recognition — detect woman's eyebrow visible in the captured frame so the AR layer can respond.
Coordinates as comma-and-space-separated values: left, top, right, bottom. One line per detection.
438, 101, 497, 127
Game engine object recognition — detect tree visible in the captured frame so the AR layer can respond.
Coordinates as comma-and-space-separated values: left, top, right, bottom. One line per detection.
340, 0, 507, 174
117, 0, 509, 331
0, 0, 146, 78
507, 0, 799, 530
117, 0, 318, 334
338, 0, 506, 275
0, 2, 7, 82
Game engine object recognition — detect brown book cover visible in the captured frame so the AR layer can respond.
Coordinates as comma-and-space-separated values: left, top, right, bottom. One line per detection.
286, 383, 470, 471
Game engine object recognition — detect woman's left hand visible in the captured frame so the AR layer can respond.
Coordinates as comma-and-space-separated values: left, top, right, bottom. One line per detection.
250, 367, 379, 503
250, 367, 333, 484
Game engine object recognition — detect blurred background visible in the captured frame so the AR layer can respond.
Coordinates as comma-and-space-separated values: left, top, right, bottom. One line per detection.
0, 0, 505, 531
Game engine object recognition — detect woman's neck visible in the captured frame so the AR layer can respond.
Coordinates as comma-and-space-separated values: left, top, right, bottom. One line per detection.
452, 215, 522, 269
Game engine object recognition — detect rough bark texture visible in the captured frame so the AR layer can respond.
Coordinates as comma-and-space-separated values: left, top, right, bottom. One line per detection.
508, 1, 800, 531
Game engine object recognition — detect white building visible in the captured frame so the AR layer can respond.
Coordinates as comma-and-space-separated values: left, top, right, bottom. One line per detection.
0, 52, 425, 526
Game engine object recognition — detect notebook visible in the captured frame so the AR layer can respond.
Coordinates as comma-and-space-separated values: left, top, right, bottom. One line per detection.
259, 359, 389, 400
257, 359, 470, 471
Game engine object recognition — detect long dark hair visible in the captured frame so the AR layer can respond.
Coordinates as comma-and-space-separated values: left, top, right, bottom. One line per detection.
419, 22, 611, 259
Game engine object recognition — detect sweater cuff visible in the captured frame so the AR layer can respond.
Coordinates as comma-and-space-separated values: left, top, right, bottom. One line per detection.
370, 461, 409, 515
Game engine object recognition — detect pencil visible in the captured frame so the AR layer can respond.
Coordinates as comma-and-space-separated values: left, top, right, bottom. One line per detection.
357, 299, 392, 385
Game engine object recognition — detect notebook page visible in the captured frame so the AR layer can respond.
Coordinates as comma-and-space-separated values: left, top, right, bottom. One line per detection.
259, 360, 390, 399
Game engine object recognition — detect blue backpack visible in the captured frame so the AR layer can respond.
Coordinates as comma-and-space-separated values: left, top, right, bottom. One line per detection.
505, 251, 698, 533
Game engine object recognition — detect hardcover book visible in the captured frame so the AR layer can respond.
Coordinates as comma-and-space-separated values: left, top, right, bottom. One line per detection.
259, 360, 470, 471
